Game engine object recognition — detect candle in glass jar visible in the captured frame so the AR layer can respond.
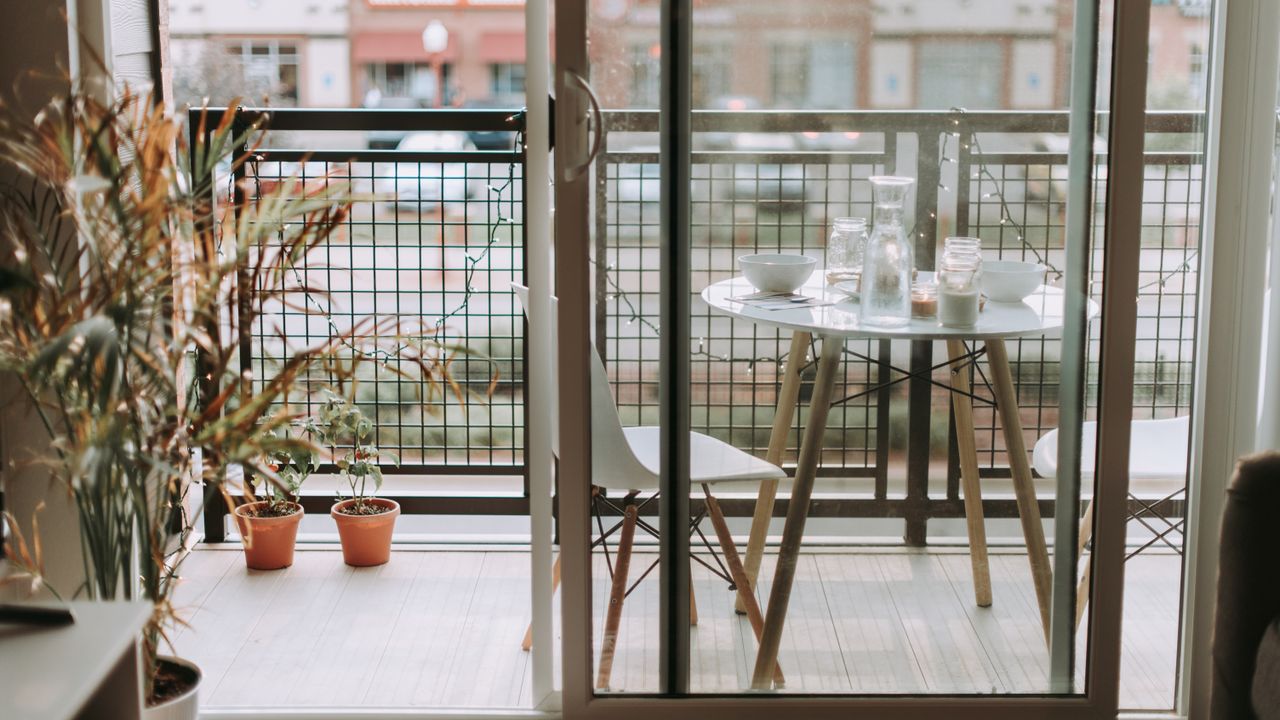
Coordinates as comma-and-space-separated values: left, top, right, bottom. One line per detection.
911, 284, 937, 318
938, 287, 980, 326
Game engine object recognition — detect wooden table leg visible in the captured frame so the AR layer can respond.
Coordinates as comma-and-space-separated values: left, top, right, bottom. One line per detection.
739, 331, 811, 614
704, 486, 785, 687
750, 335, 843, 690
986, 339, 1053, 642
946, 340, 993, 608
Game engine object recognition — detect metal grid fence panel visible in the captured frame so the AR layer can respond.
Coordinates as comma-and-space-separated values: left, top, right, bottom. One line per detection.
243, 151, 526, 470
596, 111, 1201, 488
598, 152, 891, 474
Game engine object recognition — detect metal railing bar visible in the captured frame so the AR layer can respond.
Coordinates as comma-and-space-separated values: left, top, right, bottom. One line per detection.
203, 106, 525, 133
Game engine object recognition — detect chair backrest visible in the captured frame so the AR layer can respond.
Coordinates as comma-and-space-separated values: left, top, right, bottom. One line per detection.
511, 284, 655, 490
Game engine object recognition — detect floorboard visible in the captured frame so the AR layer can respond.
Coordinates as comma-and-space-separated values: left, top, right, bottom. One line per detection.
172, 546, 1179, 710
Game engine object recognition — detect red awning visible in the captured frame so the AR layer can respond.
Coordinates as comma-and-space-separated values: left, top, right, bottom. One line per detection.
352, 32, 459, 63
478, 31, 525, 63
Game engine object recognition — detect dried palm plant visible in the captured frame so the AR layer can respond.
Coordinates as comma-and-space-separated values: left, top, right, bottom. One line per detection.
0, 84, 456, 700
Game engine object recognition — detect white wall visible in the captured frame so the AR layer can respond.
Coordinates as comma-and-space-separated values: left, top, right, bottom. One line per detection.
1010, 39, 1056, 108
874, 0, 1058, 35
870, 40, 913, 108
168, 0, 348, 35
0, 2, 86, 600
304, 38, 351, 107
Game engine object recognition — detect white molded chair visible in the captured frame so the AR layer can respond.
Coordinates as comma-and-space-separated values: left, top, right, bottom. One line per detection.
513, 284, 786, 689
1032, 414, 1190, 625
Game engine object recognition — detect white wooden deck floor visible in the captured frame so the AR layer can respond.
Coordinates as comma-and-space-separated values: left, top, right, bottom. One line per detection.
171, 546, 1179, 711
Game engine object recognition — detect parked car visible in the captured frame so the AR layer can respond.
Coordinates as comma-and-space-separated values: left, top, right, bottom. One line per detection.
365, 96, 427, 150
462, 96, 522, 151
721, 132, 811, 208
374, 132, 485, 212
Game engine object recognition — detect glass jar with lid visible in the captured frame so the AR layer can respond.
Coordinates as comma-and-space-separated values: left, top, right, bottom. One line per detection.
825, 217, 867, 285
937, 236, 983, 328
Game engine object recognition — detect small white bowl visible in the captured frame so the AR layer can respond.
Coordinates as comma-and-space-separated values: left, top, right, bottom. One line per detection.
981, 260, 1045, 302
738, 253, 817, 293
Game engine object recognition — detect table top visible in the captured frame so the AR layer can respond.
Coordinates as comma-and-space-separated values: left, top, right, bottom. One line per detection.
701, 276, 1096, 341
0, 600, 150, 720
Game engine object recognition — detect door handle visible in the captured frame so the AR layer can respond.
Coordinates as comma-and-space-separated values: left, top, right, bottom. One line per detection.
562, 69, 603, 183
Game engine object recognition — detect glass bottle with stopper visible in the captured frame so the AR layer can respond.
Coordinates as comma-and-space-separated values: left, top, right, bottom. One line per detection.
860, 176, 916, 328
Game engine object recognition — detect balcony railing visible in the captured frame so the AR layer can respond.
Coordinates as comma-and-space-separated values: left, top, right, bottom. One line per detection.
198, 106, 1200, 542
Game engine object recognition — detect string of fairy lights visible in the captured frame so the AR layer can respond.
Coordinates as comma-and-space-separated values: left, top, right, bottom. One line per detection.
241, 116, 525, 376
597, 107, 1200, 376
236, 106, 1197, 393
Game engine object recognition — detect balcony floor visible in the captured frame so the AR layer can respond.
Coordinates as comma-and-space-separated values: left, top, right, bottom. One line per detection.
172, 545, 1178, 711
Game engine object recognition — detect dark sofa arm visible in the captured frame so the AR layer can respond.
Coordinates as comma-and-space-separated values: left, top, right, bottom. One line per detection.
1212, 451, 1280, 720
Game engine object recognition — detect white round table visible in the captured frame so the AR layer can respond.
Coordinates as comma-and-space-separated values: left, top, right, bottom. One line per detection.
701, 275, 1076, 341
701, 275, 1097, 689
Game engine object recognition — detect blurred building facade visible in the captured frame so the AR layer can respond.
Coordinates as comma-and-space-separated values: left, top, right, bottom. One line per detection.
165, 0, 1209, 112
348, 0, 527, 108
168, 0, 352, 107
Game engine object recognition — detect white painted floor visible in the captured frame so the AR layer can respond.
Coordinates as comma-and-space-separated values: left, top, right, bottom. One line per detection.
171, 545, 1180, 711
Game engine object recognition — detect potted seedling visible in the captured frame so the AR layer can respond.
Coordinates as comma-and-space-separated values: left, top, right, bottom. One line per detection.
316, 392, 401, 566
233, 431, 318, 570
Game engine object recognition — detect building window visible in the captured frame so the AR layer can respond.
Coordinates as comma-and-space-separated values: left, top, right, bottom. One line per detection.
227, 40, 300, 105
770, 41, 856, 109
629, 44, 661, 108
1188, 42, 1206, 104
916, 40, 1005, 109
364, 62, 454, 106
690, 44, 732, 108
489, 63, 526, 99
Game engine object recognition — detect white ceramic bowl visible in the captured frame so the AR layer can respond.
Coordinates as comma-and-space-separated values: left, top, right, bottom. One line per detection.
981, 260, 1045, 302
738, 253, 817, 293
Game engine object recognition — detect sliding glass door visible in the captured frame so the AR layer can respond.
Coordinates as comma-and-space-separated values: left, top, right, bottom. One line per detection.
554, 0, 1162, 714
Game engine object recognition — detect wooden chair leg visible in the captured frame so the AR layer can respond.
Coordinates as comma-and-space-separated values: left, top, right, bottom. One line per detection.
1075, 550, 1093, 629
704, 486, 785, 688
596, 504, 638, 690
522, 553, 562, 651
690, 571, 699, 626
1074, 499, 1096, 629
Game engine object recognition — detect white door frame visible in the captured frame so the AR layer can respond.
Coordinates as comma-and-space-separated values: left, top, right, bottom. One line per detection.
553, 0, 1151, 717
1181, 0, 1280, 716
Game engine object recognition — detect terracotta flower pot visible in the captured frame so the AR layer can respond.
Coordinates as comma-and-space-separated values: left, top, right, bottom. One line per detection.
233, 501, 304, 570
331, 498, 400, 567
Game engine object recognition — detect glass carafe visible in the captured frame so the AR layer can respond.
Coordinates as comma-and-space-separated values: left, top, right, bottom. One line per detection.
860, 176, 916, 327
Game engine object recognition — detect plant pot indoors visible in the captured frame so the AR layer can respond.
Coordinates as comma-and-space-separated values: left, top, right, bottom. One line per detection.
144, 656, 202, 720
233, 501, 305, 570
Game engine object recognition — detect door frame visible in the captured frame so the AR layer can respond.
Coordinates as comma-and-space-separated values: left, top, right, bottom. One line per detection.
553, 0, 1151, 716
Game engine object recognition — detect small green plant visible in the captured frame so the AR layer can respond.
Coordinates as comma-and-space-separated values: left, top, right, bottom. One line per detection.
247, 427, 319, 517
314, 391, 398, 515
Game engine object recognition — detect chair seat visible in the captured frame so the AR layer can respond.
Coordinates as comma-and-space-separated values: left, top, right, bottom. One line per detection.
1032, 415, 1191, 481
611, 426, 787, 489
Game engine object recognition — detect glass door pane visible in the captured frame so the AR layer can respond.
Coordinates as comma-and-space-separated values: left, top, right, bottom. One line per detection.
582, 0, 668, 693
680, 0, 1107, 695
563, 0, 1171, 708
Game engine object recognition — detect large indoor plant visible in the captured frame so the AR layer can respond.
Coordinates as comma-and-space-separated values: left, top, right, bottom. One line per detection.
0, 84, 451, 717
